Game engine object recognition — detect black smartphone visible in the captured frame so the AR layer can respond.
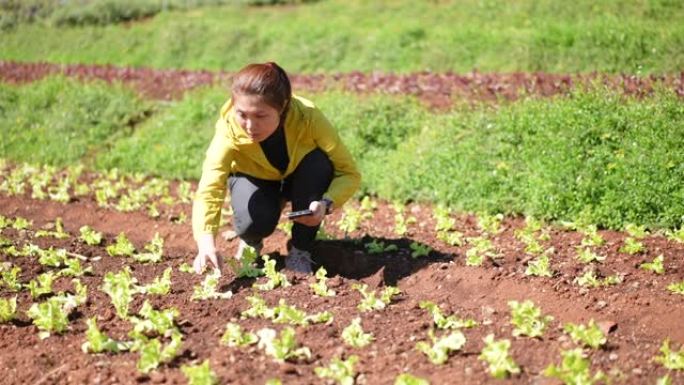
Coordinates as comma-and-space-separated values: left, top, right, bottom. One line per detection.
286, 209, 314, 219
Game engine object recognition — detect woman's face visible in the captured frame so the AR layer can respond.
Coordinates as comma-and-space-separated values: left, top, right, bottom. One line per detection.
232, 93, 282, 142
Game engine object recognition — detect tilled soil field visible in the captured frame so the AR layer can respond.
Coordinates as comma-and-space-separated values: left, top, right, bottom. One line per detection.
1, 169, 683, 385
2, 61, 683, 109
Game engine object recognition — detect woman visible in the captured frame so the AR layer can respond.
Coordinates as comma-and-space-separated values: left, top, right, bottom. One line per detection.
192, 62, 361, 274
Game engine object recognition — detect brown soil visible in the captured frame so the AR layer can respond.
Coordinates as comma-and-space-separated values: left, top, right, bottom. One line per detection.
1, 61, 683, 110
1, 185, 683, 384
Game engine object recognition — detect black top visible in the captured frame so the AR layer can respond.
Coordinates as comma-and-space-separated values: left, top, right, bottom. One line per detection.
259, 123, 289, 174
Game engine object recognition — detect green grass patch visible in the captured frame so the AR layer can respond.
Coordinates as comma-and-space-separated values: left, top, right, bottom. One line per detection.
0, 76, 149, 166
1, 0, 683, 74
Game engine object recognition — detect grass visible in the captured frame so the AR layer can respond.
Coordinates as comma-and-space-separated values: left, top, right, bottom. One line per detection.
1, 77, 682, 230
1, 0, 683, 74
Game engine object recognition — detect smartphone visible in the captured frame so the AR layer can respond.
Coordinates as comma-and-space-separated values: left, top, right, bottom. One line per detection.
286, 209, 314, 219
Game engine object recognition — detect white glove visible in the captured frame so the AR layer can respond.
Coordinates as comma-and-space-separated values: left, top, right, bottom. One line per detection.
193, 233, 222, 275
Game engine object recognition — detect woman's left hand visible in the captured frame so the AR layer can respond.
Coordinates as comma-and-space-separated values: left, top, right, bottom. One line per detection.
293, 200, 326, 227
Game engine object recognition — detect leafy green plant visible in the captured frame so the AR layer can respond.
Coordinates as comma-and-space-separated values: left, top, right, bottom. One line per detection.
416, 329, 466, 365
478, 334, 520, 379
79, 225, 103, 245
394, 373, 430, 385
575, 248, 606, 264
1, 265, 22, 292
82, 317, 131, 354
192, 269, 232, 300
240, 295, 331, 326
410, 242, 432, 259
35, 217, 69, 239
667, 280, 684, 295
365, 239, 398, 254
226, 244, 263, 278
27, 296, 70, 339
543, 348, 605, 385
254, 255, 290, 291
666, 225, 684, 244
138, 267, 172, 295
181, 360, 218, 385
433, 206, 455, 232
27, 271, 56, 299
310, 266, 336, 297
341, 317, 374, 348
353, 284, 401, 312
640, 254, 664, 274
0, 297, 17, 323
579, 225, 604, 247
436, 230, 464, 246
106, 232, 136, 257
477, 213, 503, 234
12, 217, 31, 230
563, 320, 606, 349
131, 331, 183, 373
221, 322, 258, 347
574, 271, 623, 288
419, 301, 477, 330
314, 355, 359, 385
256, 327, 311, 362
133, 232, 164, 263
525, 253, 554, 277
654, 339, 684, 370
508, 300, 553, 338
619, 237, 645, 255
101, 267, 138, 319
129, 301, 179, 338
625, 223, 648, 238
465, 236, 497, 267
338, 207, 363, 234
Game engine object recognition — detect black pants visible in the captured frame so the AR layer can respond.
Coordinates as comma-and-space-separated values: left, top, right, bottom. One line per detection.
229, 148, 333, 251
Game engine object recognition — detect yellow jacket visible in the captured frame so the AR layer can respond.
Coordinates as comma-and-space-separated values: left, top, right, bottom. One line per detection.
192, 95, 361, 239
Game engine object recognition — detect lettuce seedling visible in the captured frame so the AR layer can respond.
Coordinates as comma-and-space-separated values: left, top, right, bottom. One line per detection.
416, 329, 466, 365
192, 269, 232, 300
178, 263, 194, 273
508, 300, 553, 338
1, 265, 22, 292
265, 379, 283, 385
341, 317, 374, 348
254, 255, 290, 291
394, 373, 430, 385
525, 253, 554, 278
79, 225, 103, 245
419, 301, 477, 330
465, 237, 496, 267
27, 271, 56, 299
132, 330, 183, 373
310, 266, 336, 297
106, 232, 136, 257
27, 285, 86, 340
575, 248, 606, 264
654, 339, 684, 370
314, 355, 359, 385
338, 207, 363, 234
133, 233, 164, 263
563, 320, 606, 349
59, 257, 93, 277
365, 240, 398, 254
241, 295, 275, 319
625, 223, 648, 238
436, 230, 463, 246
226, 244, 264, 278
574, 271, 623, 288
668, 280, 684, 295
181, 360, 218, 385
640, 254, 664, 274
101, 267, 137, 319
666, 225, 684, 244
544, 348, 605, 385
410, 242, 432, 259
221, 322, 258, 347
619, 237, 645, 255
35, 218, 69, 239
37, 247, 68, 267
579, 225, 604, 247
353, 284, 401, 312
138, 267, 172, 295
0, 297, 17, 323
477, 213, 503, 235
433, 206, 456, 232
130, 301, 179, 338
478, 334, 520, 379
82, 317, 131, 354
12, 217, 31, 230
256, 327, 311, 362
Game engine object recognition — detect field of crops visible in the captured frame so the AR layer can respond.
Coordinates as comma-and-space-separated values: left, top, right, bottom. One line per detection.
1, 1, 683, 384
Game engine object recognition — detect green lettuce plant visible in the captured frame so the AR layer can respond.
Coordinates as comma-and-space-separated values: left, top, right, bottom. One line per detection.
256, 327, 311, 362
353, 284, 401, 312
79, 225, 103, 245
101, 267, 137, 319
394, 373, 430, 385
254, 255, 289, 291
544, 348, 605, 385
106, 232, 136, 257
478, 334, 520, 379
416, 329, 466, 365
82, 317, 131, 354
0, 297, 17, 323
508, 300, 553, 338
654, 339, 684, 370
314, 355, 359, 385
220, 322, 258, 348
192, 269, 232, 300
563, 320, 606, 349
640, 255, 664, 274
181, 360, 218, 385
341, 317, 374, 348
310, 266, 336, 297
419, 301, 477, 330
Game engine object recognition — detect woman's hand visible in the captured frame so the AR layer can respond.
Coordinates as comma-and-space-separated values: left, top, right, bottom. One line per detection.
293, 200, 327, 227
193, 233, 223, 275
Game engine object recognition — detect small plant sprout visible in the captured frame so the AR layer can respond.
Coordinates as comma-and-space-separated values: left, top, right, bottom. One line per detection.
27, 271, 57, 299
525, 253, 554, 277
543, 348, 605, 385
416, 329, 466, 365
256, 327, 311, 362
79, 225, 103, 245
668, 280, 684, 295
563, 320, 607, 349
0, 297, 17, 323
508, 300, 553, 338
419, 301, 477, 329
12, 216, 31, 230
1, 265, 22, 292
226, 244, 264, 278
478, 334, 520, 379
654, 339, 684, 370
465, 236, 497, 267
101, 267, 138, 319
640, 254, 665, 274
666, 224, 684, 244
625, 223, 648, 238
178, 263, 194, 273
341, 317, 374, 348
131, 331, 183, 373
181, 360, 218, 385
410, 242, 432, 259
574, 270, 623, 288
82, 317, 131, 354
254, 255, 290, 291
579, 225, 605, 247
129, 301, 180, 338
27, 297, 70, 339
434, 205, 456, 232
477, 212, 504, 234
619, 237, 645, 255
365, 239, 398, 254
310, 266, 336, 297
575, 248, 606, 264
133, 232, 165, 263
138, 267, 173, 295
394, 373, 430, 385
240, 295, 331, 326
277, 220, 293, 236
221, 322, 258, 347
192, 269, 232, 300
338, 207, 363, 234
436, 230, 464, 246
314, 355, 359, 385
35, 217, 69, 239
353, 284, 401, 312
106, 232, 136, 257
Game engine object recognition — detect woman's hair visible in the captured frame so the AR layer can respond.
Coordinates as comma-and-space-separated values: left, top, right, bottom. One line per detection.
231, 62, 292, 115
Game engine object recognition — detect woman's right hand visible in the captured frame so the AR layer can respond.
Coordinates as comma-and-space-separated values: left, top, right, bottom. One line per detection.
193, 234, 222, 275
